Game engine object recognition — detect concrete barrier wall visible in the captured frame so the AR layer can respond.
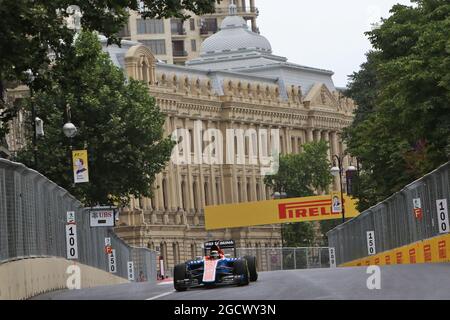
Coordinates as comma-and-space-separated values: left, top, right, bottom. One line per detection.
0, 257, 128, 300
341, 233, 450, 267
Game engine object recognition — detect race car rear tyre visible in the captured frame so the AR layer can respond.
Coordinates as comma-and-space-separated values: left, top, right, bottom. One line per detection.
244, 255, 258, 282
234, 259, 250, 286
174, 263, 188, 292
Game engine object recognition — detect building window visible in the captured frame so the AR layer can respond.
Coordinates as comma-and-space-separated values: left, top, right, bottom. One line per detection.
256, 183, 260, 201
291, 136, 295, 153
238, 181, 242, 203
216, 180, 221, 204
137, 18, 165, 34
139, 39, 166, 55
117, 24, 130, 37
190, 18, 195, 31
188, 129, 195, 153
171, 19, 185, 35
191, 39, 197, 52
193, 180, 198, 210
280, 136, 284, 154
181, 179, 187, 210
200, 18, 218, 34
204, 182, 209, 206
162, 178, 168, 210
172, 40, 186, 57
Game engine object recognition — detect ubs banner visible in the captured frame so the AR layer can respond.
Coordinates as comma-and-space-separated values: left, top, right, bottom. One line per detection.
205, 194, 359, 230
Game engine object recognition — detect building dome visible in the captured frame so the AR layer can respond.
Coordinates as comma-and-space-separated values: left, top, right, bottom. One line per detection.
200, 10, 272, 55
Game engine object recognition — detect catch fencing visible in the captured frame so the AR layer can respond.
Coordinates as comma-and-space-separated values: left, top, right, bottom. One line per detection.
0, 158, 157, 281
327, 162, 450, 265
236, 247, 332, 271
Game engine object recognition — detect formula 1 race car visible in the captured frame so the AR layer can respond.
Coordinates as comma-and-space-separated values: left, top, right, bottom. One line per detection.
174, 240, 258, 291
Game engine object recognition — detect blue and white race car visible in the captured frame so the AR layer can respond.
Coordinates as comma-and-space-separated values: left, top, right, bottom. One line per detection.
174, 240, 258, 291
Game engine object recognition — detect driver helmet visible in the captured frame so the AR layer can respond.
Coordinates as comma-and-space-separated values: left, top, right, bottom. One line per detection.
210, 244, 223, 259
210, 250, 220, 259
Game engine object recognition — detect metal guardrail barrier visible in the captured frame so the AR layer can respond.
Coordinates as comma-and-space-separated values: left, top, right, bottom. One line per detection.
327, 162, 450, 265
0, 158, 157, 282
236, 247, 332, 271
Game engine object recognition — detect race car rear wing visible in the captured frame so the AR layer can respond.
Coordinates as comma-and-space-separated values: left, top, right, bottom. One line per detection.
203, 239, 236, 256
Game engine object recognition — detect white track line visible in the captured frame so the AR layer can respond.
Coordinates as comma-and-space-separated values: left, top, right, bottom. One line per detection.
146, 290, 175, 300
158, 281, 174, 286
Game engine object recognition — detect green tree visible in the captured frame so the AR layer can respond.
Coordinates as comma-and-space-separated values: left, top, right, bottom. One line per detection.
0, 0, 219, 137
344, 0, 450, 211
17, 32, 174, 206
264, 141, 333, 247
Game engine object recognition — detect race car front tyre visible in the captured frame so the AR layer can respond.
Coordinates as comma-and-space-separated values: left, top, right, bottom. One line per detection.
174, 263, 188, 292
233, 259, 250, 286
243, 255, 258, 282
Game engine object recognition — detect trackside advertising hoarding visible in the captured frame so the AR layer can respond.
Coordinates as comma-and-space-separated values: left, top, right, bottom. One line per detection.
204, 194, 359, 230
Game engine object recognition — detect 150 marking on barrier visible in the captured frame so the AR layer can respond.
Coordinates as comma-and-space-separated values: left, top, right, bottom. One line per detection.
108, 249, 117, 273
367, 231, 376, 255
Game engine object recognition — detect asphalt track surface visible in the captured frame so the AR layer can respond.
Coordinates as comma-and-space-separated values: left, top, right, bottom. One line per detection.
33, 263, 450, 300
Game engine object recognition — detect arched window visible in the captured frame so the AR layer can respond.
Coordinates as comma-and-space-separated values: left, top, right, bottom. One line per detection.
181, 179, 187, 210
204, 182, 209, 206
162, 178, 168, 210
256, 183, 260, 201
291, 136, 296, 153
191, 244, 196, 259
280, 135, 284, 154
216, 180, 221, 204
237, 181, 242, 202
193, 181, 198, 210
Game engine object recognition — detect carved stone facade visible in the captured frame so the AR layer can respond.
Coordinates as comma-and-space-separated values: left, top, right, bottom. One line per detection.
109, 24, 356, 273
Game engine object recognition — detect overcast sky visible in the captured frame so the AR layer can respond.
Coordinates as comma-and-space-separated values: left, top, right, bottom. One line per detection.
256, 0, 413, 88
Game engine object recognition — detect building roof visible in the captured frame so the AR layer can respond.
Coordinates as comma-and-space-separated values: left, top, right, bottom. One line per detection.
200, 15, 272, 55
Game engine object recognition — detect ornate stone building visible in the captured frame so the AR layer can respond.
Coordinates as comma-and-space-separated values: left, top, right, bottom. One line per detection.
103, 7, 356, 274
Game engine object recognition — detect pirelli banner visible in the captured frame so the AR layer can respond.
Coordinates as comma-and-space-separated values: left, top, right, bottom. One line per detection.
204, 194, 359, 230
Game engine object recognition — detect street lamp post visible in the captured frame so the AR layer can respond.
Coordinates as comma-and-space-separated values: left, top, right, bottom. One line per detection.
330, 155, 356, 224
272, 191, 287, 247
63, 104, 77, 182
25, 69, 37, 168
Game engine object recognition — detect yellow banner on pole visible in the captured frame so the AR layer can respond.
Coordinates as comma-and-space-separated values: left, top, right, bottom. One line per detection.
331, 191, 342, 214
205, 194, 359, 230
72, 150, 89, 183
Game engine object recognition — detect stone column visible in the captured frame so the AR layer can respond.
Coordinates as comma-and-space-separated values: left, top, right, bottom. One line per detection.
306, 128, 314, 143
321, 130, 331, 161
314, 129, 321, 142
331, 131, 339, 158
